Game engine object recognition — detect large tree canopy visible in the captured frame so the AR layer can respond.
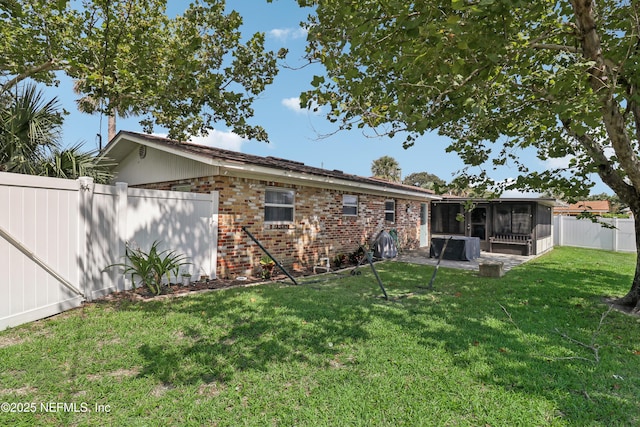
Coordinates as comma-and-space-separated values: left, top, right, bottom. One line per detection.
1, 0, 279, 141
403, 171, 446, 191
298, 0, 640, 311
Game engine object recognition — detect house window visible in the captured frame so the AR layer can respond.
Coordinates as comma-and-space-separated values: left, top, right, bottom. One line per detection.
431, 203, 465, 234
493, 203, 532, 234
385, 200, 395, 222
265, 188, 294, 222
171, 184, 191, 192
343, 195, 358, 216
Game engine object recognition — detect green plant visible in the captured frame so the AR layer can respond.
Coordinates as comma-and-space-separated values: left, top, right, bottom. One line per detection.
349, 246, 366, 265
259, 255, 276, 279
333, 253, 347, 268
106, 241, 190, 295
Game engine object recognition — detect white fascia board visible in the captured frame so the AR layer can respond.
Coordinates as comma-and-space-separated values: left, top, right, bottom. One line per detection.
102, 134, 220, 167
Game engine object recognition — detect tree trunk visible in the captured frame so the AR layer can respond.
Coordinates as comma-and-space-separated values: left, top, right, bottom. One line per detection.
108, 112, 117, 142
614, 209, 640, 313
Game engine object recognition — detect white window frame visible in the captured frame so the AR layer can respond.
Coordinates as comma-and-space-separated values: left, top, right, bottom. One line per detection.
171, 184, 191, 192
264, 187, 295, 223
342, 194, 358, 216
384, 199, 396, 223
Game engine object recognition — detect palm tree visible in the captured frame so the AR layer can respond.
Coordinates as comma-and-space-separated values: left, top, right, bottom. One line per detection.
40, 142, 114, 183
0, 83, 62, 174
73, 79, 132, 144
0, 83, 113, 183
371, 155, 401, 182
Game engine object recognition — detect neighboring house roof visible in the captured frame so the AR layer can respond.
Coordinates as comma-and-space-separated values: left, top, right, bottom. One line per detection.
554, 200, 610, 215
100, 131, 441, 200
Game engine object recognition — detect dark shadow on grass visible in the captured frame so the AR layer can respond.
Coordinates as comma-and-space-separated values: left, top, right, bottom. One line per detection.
372, 256, 639, 426
112, 250, 638, 425
129, 282, 372, 386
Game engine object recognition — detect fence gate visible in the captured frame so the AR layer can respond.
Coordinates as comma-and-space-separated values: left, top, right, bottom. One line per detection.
1, 172, 218, 329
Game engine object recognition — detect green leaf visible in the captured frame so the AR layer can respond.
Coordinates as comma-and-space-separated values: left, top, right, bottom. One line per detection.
311, 75, 325, 87
451, 0, 465, 11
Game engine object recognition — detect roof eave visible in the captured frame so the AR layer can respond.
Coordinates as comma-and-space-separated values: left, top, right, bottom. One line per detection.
101, 132, 441, 200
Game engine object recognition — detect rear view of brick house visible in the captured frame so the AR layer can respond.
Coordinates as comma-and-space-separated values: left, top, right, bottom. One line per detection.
101, 131, 440, 278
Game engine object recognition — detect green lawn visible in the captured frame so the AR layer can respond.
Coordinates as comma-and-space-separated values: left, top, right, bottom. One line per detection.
1, 247, 639, 426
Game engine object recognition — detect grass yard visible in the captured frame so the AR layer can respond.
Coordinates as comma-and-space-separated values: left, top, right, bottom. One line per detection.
0, 247, 639, 426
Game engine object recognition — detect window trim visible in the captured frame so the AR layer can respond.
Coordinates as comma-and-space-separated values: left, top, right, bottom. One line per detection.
264, 187, 295, 223
342, 194, 358, 216
384, 199, 396, 223
171, 184, 191, 192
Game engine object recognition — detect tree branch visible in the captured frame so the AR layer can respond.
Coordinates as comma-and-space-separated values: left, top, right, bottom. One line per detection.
572, 0, 640, 190
1, 59, 58, 95
530, 43, 581, 53
560, 117, 636, 202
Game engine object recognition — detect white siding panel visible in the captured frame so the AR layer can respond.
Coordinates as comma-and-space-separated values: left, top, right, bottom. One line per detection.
34, 187, 49, 307
21, 188, 37, 312
0, 185, 11, 318
113, 147, 218, 186
86, 185, 121, 299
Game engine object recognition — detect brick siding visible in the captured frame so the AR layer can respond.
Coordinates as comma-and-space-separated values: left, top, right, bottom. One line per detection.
139, 175, 425, 278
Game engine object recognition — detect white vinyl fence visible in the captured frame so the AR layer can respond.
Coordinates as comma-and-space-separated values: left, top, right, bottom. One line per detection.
554, 215, 636, 252
1, 172, 218, 329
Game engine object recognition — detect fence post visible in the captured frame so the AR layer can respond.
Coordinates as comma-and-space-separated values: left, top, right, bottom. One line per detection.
78, 177, 94, 299
613, 218, 619, 252
557, 216, 563, 247
116, 182, 129, 290
210, 191, 219, 280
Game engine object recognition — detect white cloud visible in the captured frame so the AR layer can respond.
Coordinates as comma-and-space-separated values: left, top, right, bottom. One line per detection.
544, 155, 574, 169
153, 130, 246, 151
190, 130, 246, 151
282, 96, 321, 115
282, 97, 304, 113
269, 27, 307, 42
495, 178, 541, 198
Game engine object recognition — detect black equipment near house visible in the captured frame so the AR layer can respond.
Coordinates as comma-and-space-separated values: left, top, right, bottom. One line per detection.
373, 230, 398, 259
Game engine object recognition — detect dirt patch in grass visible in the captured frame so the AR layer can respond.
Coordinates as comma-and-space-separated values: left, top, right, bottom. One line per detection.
197, 382, 226, 397
0, 385, 37, 396
86, 368, 140, 382
151, 383, 174, 397
0, 335, 26, 349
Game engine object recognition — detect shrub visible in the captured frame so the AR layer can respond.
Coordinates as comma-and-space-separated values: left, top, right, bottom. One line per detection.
333, 253, 347, 268
259, 255, 276, 279
106, 241, 191, 295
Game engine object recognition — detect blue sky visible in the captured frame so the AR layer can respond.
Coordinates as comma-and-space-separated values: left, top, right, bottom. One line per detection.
49, 0, 611, 196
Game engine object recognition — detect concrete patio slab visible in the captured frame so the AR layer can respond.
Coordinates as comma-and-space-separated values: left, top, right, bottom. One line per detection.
393, 248, 536, 273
